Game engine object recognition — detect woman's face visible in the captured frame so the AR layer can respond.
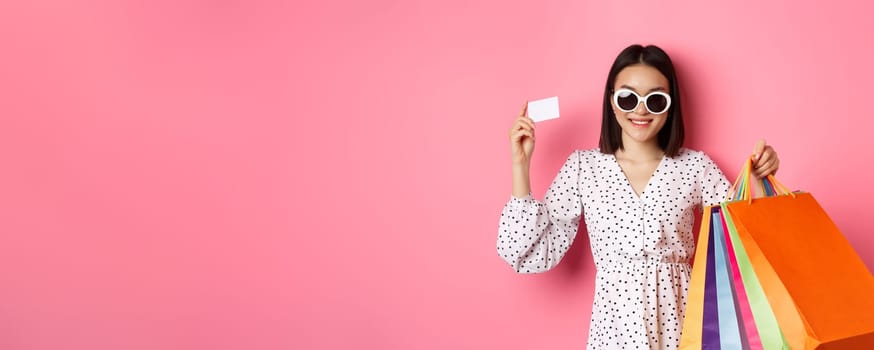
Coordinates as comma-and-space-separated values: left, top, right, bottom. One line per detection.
611, 64, 671, 146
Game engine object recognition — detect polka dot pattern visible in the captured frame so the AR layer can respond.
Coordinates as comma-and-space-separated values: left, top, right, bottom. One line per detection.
497, 148, 730, 349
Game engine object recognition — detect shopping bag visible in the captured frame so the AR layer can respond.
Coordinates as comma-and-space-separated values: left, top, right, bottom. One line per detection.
682, 159, 792, 350
725, 159, 874, 349
703, 212, 721, 346
679, 206, 714, 349
682, 204, 774, 349
720, 210, 764, 350
721, 203, 789, 350
700, 206, 757, 349
682, 205, 784, 349
711, 207, 747, 349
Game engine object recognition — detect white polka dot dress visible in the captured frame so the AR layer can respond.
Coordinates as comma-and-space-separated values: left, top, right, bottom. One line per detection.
497, 148, 730, 350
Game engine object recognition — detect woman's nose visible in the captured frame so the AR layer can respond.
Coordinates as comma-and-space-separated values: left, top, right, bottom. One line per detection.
634, 100, 649, 115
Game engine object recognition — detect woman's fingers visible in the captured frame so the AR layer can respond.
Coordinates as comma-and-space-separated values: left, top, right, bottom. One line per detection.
755, 163, 778, 178
510, 129, 534, 143
753, 148, 779, 178
752, 139, 766, 161
509, 101, 534, 131
517, 101, 534, 130
519, 116, 535, 131
754, 145, 772, 167
509, 102, 536, 149
751, 140, 780, 178
510, 116, 535, 134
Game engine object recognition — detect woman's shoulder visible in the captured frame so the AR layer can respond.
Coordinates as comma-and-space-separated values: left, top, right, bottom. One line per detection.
572, 148, 612, 162
673, 147, 714, 162
670, 148, 722, 173
575, 147, 604, 157
558, 148, 608, 170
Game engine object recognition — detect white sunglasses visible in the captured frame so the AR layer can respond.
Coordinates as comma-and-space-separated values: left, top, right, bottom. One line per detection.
612, 89, 672, 114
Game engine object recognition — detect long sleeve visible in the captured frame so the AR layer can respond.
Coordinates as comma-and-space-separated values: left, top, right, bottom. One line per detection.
497, 151, 584, 274
699, 153, 731, 207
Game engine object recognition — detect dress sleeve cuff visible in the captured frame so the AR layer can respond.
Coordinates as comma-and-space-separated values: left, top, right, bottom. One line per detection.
508, 193, 535, 207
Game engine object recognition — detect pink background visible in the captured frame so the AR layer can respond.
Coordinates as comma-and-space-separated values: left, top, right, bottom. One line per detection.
1, 1, 872, 349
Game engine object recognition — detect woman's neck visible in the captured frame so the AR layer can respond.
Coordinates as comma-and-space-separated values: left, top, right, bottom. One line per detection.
617, 136, 663, 161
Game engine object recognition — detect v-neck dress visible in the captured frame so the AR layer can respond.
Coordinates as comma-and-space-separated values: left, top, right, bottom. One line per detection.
497, 148, 730, 350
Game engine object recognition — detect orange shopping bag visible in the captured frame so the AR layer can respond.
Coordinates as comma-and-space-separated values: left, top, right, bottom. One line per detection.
724, 159, 874, 349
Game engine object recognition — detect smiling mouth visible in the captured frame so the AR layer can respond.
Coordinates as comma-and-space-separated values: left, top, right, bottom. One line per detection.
629, 118, 653, 126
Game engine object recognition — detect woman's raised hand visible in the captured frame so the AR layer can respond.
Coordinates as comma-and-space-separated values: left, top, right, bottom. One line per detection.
509, 102, 536, 165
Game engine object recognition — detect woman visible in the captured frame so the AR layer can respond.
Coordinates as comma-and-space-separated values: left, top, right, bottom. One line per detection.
497, 44, 779, 349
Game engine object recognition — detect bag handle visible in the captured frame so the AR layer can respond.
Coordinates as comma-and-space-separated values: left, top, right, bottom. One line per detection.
727, 157, 794, 204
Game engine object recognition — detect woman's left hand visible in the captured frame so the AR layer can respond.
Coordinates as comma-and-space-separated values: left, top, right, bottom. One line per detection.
752, 139, 780, 178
